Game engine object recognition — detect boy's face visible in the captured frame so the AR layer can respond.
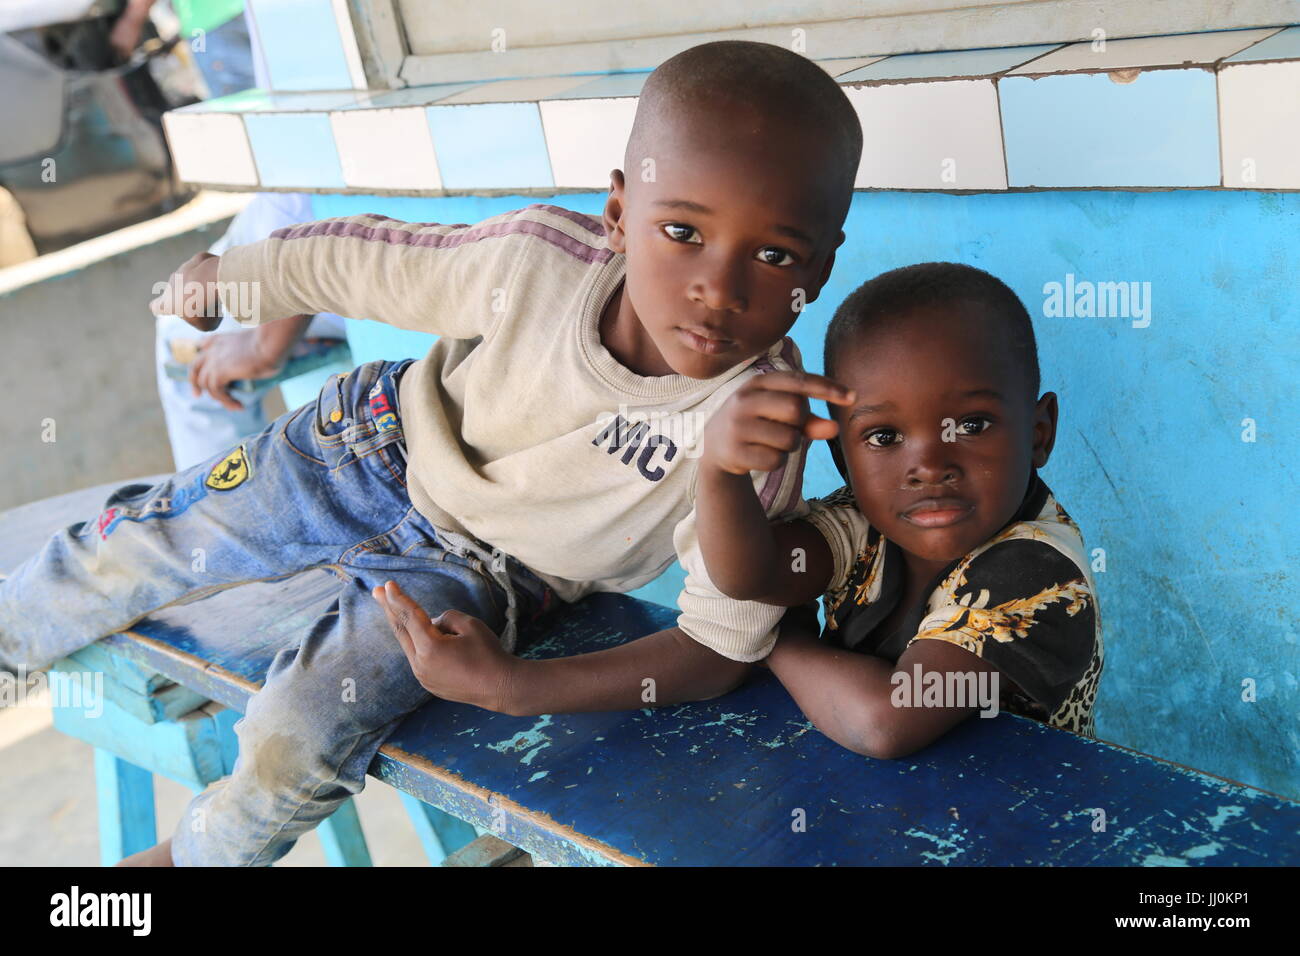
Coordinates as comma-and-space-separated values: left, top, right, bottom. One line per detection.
830, 307, 1058, 579
602, 106, 848, 379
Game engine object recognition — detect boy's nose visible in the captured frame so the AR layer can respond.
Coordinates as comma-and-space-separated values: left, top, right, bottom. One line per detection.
689, 256, 748, 314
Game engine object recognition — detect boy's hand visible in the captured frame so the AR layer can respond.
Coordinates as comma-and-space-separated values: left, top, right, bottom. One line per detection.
151, 252, 224, 331
374, 581, 517, 713
701, 371, 856, 476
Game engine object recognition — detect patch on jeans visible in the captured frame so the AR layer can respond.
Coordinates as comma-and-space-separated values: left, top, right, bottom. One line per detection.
368, 385, 399, 434
205, 444, 251, 491
96, 507, 119, 540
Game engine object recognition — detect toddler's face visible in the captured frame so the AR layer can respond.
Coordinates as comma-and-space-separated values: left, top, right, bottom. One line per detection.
604, 108, 846, 379
830, 307, 1057, 576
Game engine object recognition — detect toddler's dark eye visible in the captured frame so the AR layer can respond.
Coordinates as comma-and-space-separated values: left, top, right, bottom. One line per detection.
958, 417, 992, 436
756, 247, 795, 266
662, 223, 700, 243
865, 428, 900, 448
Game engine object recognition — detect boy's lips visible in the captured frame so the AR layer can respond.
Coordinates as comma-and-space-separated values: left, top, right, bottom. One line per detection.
900, 496, 974, 528
679, 327, 732, 355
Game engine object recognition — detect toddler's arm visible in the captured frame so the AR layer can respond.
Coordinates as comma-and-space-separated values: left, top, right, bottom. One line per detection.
696, 370, 853, 605
767, 607, 1000, 759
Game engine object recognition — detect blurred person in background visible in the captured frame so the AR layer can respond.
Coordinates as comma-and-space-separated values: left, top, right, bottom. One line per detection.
155, 192, 351, 470
109, 4, 353, 468
110, 0, 254, 97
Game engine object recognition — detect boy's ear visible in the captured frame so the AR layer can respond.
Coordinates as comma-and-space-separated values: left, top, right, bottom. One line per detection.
603, 170, 627, 253
1031, 391, 1059, 468
808, 231, 844, 301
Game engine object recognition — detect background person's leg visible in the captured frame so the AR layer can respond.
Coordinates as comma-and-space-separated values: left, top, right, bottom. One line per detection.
190, 13, 256, 99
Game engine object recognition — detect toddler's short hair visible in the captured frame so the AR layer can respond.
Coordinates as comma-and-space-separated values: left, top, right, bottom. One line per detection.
825, 262, 1041, 398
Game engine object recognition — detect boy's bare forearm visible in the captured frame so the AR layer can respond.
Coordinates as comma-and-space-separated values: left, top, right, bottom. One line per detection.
502, 626, 751, 716
695, 463, 782, 600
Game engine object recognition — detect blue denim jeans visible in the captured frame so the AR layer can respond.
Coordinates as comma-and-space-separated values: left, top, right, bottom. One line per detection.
0, 358, 552, 865
192, 14, 257, 99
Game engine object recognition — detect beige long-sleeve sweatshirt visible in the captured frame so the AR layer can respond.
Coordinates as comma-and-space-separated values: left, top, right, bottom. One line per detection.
217, 203, 810, 661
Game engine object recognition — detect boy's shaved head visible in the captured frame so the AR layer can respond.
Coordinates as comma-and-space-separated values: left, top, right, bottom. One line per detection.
625, 41, 863, 217
599, 40, 861, 382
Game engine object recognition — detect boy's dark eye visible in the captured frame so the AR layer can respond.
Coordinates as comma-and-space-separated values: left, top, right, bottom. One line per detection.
662, 223, 701, 243
755, 246, 795, 267
864, 428, 900, 448
958, 416, 992, 436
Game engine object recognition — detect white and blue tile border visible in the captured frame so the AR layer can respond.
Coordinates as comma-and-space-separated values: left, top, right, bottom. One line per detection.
162, 26, 1300, 194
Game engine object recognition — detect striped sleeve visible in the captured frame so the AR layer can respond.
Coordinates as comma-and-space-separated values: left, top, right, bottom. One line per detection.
215, 204, 613, 336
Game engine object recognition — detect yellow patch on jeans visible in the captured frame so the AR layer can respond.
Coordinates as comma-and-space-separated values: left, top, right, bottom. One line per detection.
206, 444, 251, 491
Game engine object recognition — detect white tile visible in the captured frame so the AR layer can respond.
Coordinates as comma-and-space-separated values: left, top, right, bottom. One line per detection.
818, 56, 886, 77
330, 107, 443, 191
539, 97, 638, 188
439, 76, 595, 105
1219, 60, 1300, 189
328, 0, 369, 89
1009, 29, 1280, 74
181, 89, 368, 113
840, 45, 1061, 82
845, 80, 1006, 190
162, 111, 258, 187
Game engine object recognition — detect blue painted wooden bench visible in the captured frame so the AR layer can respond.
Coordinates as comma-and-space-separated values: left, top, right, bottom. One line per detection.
4, 478, 1299, 866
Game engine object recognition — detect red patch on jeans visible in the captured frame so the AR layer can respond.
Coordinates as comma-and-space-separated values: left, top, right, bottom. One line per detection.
97, 507, 118, 540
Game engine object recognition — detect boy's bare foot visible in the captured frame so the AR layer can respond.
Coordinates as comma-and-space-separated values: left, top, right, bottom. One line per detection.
115, 838, 175, 867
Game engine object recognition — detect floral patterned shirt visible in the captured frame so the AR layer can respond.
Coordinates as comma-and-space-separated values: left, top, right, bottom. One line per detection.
796, 473, 1104, 737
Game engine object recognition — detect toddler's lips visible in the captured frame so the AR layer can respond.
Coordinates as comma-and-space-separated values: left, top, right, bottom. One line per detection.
679, 327, 732, 355
901, 497, 973, 528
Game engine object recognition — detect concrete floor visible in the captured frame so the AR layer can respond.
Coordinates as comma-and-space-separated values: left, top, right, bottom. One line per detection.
0, 688, 435, 867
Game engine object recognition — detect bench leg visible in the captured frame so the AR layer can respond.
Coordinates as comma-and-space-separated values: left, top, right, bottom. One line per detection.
94, 749, 156, 867
317, 798, 373, 867
442, 834, 533, 867
399, 791, 477, 864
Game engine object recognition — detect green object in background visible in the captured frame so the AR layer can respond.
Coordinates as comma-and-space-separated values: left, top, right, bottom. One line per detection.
173, 0, 245, 38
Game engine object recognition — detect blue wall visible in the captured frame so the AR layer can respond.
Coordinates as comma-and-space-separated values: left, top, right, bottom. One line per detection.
312, 189, 1299, 800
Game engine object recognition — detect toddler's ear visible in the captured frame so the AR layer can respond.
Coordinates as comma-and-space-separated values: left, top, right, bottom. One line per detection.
828, 435, 852, 487
1031, 392, 1059, 467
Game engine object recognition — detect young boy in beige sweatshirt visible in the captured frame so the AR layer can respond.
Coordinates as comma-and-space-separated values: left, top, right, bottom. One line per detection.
0, 40, 863, 865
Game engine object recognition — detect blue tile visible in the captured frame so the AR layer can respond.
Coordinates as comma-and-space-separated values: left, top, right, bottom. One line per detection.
1225, 25, 1300, 62
840, 44, 1060, 82
179, 88, 275, 113
999, 70, 1220, 187
244, 112, 346, 188
342, 83, 483, 110
426, 103, 554, 189
182, 89, 364, 113
248, 0, 354, 91
545, 72, 651, 100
